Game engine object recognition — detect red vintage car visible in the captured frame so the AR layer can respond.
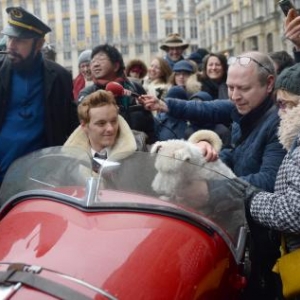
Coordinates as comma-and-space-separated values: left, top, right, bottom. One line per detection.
0, 147, 249, 299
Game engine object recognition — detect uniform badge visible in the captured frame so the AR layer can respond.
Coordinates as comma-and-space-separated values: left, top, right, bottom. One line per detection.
10, 8, 23, 19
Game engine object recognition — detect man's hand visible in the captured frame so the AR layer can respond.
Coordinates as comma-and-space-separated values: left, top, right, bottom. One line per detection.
285, 9, 300, 50
138, 95, 169, 112
193, 141, 219, 162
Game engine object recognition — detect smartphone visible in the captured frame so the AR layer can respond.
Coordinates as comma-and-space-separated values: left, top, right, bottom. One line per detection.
278, 0, 297, 16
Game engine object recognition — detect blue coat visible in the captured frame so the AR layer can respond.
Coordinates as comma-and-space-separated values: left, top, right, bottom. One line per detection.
156, 91, 214, 141
165, 97, 287, 192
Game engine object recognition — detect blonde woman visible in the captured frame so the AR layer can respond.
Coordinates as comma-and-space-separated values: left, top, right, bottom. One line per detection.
143, 56, 172, 100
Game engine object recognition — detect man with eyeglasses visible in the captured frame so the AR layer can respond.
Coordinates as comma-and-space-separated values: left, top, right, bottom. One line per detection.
140, 51, 285, 192
77, 44, 156, 145
139, 51, 287, 299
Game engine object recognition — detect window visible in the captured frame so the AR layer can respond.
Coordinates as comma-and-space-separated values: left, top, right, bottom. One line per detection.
149, 5, 157, 37
214, 20, 219, 43
105, 0, 113, 43
134, 10, 142, 40
63, 51, 71, 60
165, 19, 173, 36
189, 0, 196, 15
177, 0, 184, 17
77, 17, 85, 42
267, 33, 273, 52
178, 19, 185, 38
105, 0, 112, 9
61, 0, 69, 13
148, 0, 156, 8
19, 0, 27, 9
47, 0, 54, 14
220, 16, 225, 39
190, 19, 197, 39
90, 0, 98, 10
150, 42, 158, 53
106, 14, 113, 44
75, 0, 84, 16
0, 3, 2, 30
249, 36, 258, 51
91, 15, 100, 46
120, 45, 128, 55
190, 45, 198, 52
119, 0, 126, 11
48, 19, 56, 44
133, 0, 141, 9
135, 43, 143, 54
63, 18, 71, 47
6, 0, 13, 8
33, 0, 41, 17
119, 13, 128, 41
227, 14, 232, 47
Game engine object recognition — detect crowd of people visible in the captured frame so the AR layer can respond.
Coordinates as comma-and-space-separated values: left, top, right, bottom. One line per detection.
1, 4, 300, 300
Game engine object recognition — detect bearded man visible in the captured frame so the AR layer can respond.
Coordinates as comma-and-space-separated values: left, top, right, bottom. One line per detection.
0, 6, 78, 185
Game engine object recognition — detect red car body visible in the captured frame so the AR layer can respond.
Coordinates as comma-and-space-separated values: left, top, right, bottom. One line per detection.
0, 147, 248, 299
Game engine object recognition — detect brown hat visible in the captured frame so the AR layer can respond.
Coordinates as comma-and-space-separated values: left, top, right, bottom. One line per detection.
160, 33, 189, 51
2, 6, 51, 38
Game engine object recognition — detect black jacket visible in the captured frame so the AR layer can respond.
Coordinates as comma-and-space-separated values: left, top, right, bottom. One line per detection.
0, 55, 79, 146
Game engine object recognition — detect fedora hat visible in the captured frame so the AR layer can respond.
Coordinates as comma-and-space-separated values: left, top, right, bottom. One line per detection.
160, 33, 189, 51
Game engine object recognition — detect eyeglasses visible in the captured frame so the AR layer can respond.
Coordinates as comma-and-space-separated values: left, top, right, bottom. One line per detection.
276, 98, 298, 110
228, 56, 272, 74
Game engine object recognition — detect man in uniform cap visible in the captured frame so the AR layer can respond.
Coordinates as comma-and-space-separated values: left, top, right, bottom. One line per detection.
160, 33, 189, 69
0, 7, 78, 186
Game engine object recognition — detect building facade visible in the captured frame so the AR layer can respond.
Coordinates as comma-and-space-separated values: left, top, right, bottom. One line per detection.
0, 0, 161, 75
196, 0, 300, 56
0, 0, 299, 76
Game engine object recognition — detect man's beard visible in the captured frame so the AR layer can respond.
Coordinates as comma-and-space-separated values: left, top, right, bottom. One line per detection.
10, 47, 37, 72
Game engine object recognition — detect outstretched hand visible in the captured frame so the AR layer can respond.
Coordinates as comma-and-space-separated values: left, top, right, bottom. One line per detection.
137, 95, 169, 112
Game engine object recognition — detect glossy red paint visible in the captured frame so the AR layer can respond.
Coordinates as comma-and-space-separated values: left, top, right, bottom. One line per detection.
0, 197, 241, 299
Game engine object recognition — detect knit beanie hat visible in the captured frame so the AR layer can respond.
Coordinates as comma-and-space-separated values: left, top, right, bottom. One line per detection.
275, 63, 300, 95
78, 49, 92, 66
188, 48, 209, 64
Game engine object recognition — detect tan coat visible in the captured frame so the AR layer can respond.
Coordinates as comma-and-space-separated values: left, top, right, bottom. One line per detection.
64, 115, 138, 160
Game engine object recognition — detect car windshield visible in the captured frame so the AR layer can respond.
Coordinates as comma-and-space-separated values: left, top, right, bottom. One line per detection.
0, 146, 248, 263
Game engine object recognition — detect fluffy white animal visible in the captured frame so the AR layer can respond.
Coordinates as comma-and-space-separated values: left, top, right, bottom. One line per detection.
151, 130, 236, 201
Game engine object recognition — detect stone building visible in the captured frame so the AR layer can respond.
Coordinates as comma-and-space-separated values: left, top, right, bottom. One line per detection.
0, 0, 299, 75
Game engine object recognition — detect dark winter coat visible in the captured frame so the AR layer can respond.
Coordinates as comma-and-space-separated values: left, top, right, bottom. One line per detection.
0, 55, 78, 146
